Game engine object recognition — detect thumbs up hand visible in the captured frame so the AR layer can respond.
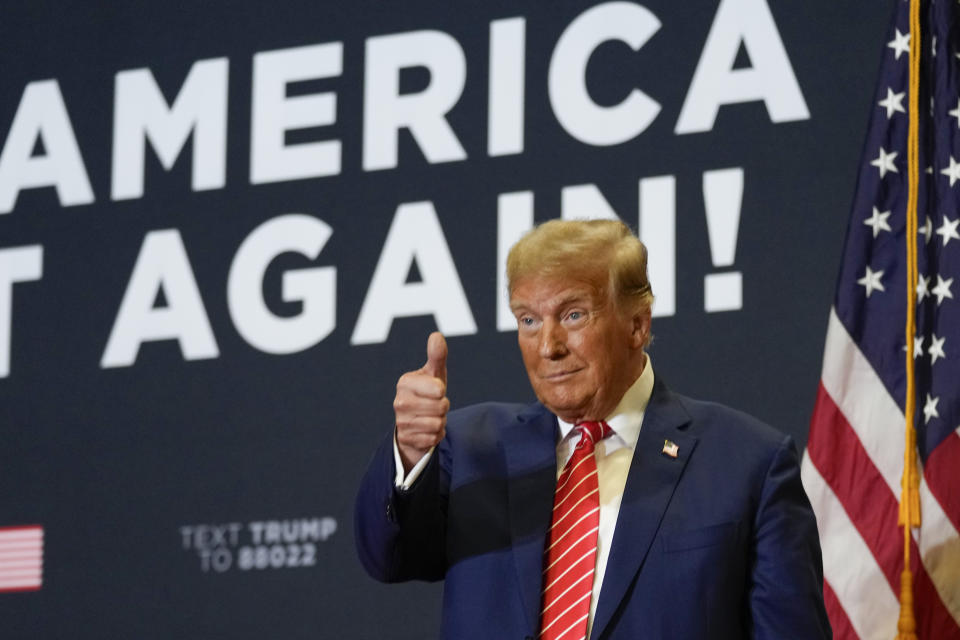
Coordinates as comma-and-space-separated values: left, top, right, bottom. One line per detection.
394, 332, 449, 472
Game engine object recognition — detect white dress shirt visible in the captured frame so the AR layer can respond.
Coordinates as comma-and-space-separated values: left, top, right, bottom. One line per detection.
394, 358, 656, 638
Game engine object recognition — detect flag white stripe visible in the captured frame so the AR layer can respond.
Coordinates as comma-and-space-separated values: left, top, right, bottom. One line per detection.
0, 530, 43, 542
0, 579, 42, 589
0, 542, 43, 552
821, 309, 960, 625
0, 568, 42, 578
821, 309, 905, 497
0, 567, 43, 580
0, 558, 43, 569
801, 453, 899, 640
0, 554, 42, 563
0, 550, 42, 561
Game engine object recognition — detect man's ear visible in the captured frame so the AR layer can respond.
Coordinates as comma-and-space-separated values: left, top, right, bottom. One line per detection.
630, 306, 652, 349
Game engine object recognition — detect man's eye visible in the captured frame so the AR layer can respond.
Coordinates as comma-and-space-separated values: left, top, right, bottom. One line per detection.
568, 311, 582, 320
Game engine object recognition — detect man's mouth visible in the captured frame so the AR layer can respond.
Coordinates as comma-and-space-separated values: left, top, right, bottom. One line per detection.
541, 368, 583, 380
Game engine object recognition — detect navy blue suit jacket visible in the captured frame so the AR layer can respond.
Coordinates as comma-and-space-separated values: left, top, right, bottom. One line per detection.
356, 379, 831, 639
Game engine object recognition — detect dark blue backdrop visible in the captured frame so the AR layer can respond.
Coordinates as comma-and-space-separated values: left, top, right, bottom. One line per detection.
0, 1, 892, 637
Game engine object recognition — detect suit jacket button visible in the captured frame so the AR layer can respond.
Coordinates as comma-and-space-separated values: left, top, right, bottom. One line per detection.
385, 501, 395, 522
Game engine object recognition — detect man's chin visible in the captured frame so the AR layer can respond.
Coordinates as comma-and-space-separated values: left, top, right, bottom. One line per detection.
537, 395, 588, 422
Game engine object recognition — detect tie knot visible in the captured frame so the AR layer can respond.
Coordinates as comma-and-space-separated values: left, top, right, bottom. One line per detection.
575, 421, 610, 447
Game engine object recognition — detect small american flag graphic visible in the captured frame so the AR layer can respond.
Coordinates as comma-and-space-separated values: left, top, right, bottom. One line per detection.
0, 525, 44, 593
661, 439, 679, 459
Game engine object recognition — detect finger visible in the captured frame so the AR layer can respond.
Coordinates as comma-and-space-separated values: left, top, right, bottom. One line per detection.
397, 372, 446, 400
398, 431, 446, 451
394, 394, 450, 418
397, 412, 447, 431
396, 418, 446, 445
397, 427, 446, 466
397, 416, 446, 438
423, 331, 448, 385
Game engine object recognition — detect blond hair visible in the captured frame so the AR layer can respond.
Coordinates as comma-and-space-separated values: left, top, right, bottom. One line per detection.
506, 219, 654, 316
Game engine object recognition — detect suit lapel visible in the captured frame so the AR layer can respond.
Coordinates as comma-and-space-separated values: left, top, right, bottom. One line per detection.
502, 404, 558, 635
590, 380, 698, 639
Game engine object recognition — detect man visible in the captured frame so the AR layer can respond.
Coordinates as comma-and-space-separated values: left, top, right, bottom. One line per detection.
355, 219, 830, 639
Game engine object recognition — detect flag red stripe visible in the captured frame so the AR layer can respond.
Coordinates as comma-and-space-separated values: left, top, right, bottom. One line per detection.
822, 580, 857, 640
915, 563, 960, 640
0, 525, 42, 534
0, 584, 41, 593
0, 526, 43, 594
807, 384, 960, 636
924, 430, 960, 534
807, 385, 901, 593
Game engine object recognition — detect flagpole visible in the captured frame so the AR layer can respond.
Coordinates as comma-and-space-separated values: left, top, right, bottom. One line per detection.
896, 0, 922, 638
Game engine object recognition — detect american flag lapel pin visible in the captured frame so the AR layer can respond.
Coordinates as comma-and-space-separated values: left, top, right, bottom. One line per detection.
662, 439, 679, 458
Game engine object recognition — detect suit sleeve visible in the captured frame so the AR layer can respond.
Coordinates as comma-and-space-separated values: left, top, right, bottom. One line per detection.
747, 435, 832, 639
354, 430, 449, 583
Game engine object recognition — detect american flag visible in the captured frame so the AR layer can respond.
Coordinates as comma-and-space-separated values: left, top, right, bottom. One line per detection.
801, 0, 960, 638
0, 525, 43, 593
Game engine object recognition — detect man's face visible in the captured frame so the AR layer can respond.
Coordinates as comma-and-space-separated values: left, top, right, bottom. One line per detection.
509, 273, 648, 423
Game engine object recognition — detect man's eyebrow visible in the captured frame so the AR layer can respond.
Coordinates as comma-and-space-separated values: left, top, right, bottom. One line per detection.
510, 292, 592, 312
553, 293, 592, 307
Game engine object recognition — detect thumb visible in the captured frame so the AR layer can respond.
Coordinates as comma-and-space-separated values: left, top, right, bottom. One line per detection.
423, 331, 448, 385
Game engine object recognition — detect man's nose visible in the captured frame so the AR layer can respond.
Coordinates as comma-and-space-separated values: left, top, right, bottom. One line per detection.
538, 320, 567, 358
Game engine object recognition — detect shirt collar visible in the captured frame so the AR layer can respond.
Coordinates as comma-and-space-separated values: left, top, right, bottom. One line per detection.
556, 355, 655, 451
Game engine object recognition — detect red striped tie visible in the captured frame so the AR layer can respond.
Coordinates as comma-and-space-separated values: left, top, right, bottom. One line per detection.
539, 420, 610, 640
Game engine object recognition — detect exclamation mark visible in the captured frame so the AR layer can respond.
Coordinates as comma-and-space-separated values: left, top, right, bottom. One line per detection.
703, 168, 743, 312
